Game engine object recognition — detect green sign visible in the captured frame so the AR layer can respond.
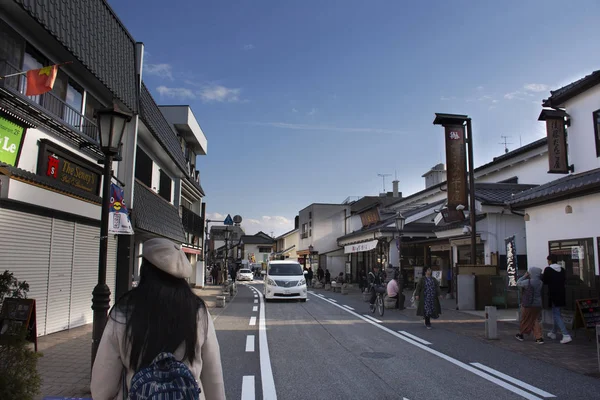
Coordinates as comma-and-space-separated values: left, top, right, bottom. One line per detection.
0, 115, 25, 166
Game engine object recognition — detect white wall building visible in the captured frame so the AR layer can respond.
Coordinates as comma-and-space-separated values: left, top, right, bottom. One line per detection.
274, 228, 299, 260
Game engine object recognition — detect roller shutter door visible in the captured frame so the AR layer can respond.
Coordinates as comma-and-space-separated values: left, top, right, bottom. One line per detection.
45, 219, 75, 334
0, 208, 52, 336
69, 223, 99, 329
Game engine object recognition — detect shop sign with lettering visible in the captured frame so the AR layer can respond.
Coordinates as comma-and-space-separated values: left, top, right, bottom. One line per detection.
0, 114, 26, 166
444, 125, 468, 208
360, 208, 380, 227
344, 239, 379, 254
37, 139, 102, 195
505, 235, 518, 287
545, 118, 569, 173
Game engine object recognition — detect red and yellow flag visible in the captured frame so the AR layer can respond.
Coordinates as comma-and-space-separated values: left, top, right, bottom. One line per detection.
26, 65, 58, 96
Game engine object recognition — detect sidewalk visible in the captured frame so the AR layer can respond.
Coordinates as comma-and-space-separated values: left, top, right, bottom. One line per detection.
34, 285, 222, 400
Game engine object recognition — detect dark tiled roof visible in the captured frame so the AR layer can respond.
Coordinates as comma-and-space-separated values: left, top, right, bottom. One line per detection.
134, 180, 186, 242
0, 162, 101, 204
507, 168, 600, 208
433, 214, 487, 232
241, 234, 275, 245
14, 0, 138, 112
475, 183, 538, 205
542, 70, 600, 108
351, 195, 401, 213
140, 83, 188, 174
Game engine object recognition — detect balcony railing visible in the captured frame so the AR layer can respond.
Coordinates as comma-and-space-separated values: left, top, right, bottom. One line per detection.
181, 206, 204, 237
0, 60, 98, 143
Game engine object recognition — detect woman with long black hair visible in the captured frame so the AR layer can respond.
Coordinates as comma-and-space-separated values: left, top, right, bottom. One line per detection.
91, 238, 225, 399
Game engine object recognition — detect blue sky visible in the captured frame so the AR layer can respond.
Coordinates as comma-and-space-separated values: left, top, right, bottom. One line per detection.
109, 0, 600, 237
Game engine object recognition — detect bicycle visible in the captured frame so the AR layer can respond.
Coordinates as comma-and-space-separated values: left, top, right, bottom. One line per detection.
369, 285, 385, 317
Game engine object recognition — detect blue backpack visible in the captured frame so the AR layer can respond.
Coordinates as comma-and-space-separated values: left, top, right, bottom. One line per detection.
128, 352, 200, 400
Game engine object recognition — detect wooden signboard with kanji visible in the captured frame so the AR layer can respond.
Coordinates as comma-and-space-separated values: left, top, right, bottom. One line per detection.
0, 298, 38, 351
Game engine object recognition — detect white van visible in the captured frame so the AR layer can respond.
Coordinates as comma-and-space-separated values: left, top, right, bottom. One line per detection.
264, 260, 307, 302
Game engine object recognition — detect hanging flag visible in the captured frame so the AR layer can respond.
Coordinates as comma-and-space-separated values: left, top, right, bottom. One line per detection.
25, 65, 58, 96
109, 183, 134, 235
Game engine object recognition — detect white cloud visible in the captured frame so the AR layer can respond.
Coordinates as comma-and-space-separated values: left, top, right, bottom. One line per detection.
504, 91, 522, 100
291, 108, 298, 113
242, 215, 294, 237
243, 44, 255, 51
156, 86, 196, 100
478, 95, 494, 102
199, 85, 241, 103
524, 83, 549, 92
440, 96, 457, 101
145, 63, 173, 80
476, 86, 484, 91
246, 121, 404, 135
308, 108, 317, 116
206, 212, 224, 220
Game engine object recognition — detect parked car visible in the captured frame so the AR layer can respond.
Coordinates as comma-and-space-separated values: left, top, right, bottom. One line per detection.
264, 260, 307, 302
237, 268, 254, 281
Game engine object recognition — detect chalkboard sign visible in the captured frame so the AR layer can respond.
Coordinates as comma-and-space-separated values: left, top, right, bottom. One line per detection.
575, 298, 600, 339
0, 298, 37, 351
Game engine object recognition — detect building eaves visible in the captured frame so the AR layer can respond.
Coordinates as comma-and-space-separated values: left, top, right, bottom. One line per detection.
433, 214, 487, 232
0, 162, 102, 204
133, 180, 186, 242
241, 235, 276, 245
13, 0, 138, 112
507, 168, 600, 209
275, 228, 298, 240
140, 83, 188, 175
474, 183, 538, 205
542, 70, 600, 108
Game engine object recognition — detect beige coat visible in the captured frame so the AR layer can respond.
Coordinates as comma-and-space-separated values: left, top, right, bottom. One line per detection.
91, 307, 225, 400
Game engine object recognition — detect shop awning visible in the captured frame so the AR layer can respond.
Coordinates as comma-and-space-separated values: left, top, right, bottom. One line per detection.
344, 239, 379, 254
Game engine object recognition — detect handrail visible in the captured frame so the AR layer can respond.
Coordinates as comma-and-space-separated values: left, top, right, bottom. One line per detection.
0, 60, 98, 142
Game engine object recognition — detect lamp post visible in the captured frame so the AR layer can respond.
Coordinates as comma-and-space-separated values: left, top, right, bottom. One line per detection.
395, 212, 405, 289
91, 105, 132, 366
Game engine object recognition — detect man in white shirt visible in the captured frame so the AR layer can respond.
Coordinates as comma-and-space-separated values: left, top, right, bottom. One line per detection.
387, 273, 400, 309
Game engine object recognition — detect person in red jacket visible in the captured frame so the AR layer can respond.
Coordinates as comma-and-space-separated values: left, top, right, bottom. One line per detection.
542, 254, 572, 344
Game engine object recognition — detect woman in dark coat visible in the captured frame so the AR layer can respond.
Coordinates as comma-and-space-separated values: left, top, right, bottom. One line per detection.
306, 267, 314, 288
325, 269, 331, 284
415, 267, 442, 329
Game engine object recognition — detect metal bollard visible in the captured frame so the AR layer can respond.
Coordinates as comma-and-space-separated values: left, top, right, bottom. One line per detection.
485, 306, 498, 340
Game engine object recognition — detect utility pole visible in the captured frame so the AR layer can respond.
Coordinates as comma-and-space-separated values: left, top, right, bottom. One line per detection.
377, 173, 391, 193
499, 135, 513, 154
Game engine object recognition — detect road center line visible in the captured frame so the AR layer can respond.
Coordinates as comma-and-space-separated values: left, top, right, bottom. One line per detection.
309, 293, 546, 400
253, 306, 258, 312
249, 286, 277, 400
245, 335, 255, 352
249, 316, 257, 326
254, 299, 258, 303
398, 331, 432, 345
470, 363, 555, 398
241, 375, 255, 400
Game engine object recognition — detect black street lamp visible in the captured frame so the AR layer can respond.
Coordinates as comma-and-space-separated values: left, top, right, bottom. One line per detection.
91, 105, 132, 366
395, 212, 405, 288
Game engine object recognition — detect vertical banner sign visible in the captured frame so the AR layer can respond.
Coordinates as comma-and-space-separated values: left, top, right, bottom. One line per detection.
546, 118, 569, 173
505, 235, 518, 287
0, 115, 25, 166
109, 183, 134, 235
444, 125, 468, 212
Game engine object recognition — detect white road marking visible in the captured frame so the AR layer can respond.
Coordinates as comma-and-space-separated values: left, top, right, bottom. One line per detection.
362, 314, 382, 323
249, 316, 257, 326
246, 335, 255, 352
254, 299, 258, 304
398, 331, 432, 345
342, 305, 355, 311
249, 286, 277, 399
253, 306, 258, 312
309, 293, 546, 400
471, 363, 555, 398
241, 375, 255, 400
328, 298, 337, 302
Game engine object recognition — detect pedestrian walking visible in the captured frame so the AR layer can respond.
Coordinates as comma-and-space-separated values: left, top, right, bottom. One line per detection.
515, 267, 544, 344
325, 269, 331, 284
317, 266, 324, 283
306, 266, 314, 288
543, 255, 572, 344
91, 238, 226, 400
415, 266, 441, 329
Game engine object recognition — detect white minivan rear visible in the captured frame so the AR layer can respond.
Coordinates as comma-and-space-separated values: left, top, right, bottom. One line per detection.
264, 260, 307, 302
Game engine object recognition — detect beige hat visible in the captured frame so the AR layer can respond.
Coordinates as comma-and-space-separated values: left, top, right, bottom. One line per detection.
142, 238, 192, 279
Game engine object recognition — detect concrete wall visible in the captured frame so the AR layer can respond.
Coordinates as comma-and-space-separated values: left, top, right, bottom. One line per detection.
476, 152, 554, 185
523, 193, 600, 275
299, 204, 349, 254
563, 84, 600, 173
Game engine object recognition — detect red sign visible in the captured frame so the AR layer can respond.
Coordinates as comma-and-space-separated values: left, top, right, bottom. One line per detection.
444, 125, 468, 208
46, 154, 59, 178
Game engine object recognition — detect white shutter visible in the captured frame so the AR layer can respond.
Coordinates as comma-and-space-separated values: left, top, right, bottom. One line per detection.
46, 219, 75, 334
69, 223, 100, 328
107, 235, 117, 307
0, 208, 52, 336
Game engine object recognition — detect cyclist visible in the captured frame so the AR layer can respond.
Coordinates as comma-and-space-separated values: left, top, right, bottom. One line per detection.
368, 265, 386, 311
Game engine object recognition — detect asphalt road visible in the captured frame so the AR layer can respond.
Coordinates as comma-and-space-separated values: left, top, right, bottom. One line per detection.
213, 282, 600, 400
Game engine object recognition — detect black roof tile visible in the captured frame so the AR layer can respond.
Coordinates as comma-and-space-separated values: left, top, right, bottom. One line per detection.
241, 235, 275, 245
140, 83, 188, 174
134, 180, 186, 242
507, 168, 600, 208
474, 183, 538, 205
542, 70, 600, 108
433, 214, 487, 232
0, 161, 101, 204
14, 0, 138, 112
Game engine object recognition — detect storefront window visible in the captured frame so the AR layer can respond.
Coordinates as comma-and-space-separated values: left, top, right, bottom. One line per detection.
457, 244, 485, 265
549, 238, 596, 288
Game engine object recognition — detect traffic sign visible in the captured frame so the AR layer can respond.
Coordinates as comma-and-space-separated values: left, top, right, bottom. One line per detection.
224, 214, 234, 226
